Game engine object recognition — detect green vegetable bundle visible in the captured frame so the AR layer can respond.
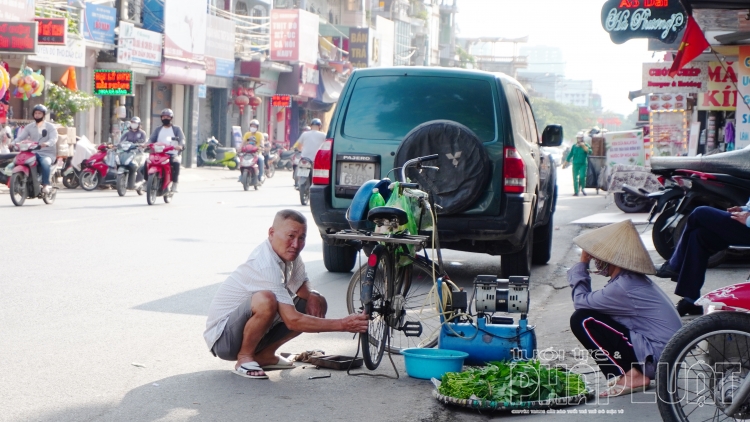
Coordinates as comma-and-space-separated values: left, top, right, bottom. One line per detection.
438, 360, 588, 403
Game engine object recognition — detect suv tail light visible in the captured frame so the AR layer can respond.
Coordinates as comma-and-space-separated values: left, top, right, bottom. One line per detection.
503, 147, 526, 194
312, 138, 333, 185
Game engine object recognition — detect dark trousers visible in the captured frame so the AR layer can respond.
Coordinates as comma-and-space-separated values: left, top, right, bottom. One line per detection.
570, 309, 640, 380
669, 206, 750, 300
170, 160, 180, 183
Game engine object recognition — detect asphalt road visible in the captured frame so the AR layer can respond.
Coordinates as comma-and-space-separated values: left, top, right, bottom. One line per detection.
0, 166, 743, 422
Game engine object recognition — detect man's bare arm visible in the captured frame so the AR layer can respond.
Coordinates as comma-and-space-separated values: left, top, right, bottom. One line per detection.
277, 303, 368, 333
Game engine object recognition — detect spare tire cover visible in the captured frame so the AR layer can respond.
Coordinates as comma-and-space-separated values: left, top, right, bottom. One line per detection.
394, 120, 491, 215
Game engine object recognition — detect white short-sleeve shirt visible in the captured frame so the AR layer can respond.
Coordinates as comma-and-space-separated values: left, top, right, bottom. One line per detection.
203, 239, 309, 350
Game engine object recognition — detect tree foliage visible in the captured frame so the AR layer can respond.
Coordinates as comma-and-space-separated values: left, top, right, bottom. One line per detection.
46, 84, 102, 127
530, 97, 597, 140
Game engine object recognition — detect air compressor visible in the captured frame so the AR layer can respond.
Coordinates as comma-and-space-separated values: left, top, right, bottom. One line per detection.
437, 275, 537, 365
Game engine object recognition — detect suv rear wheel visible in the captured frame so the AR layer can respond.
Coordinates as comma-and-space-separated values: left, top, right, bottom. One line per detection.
323, 242, 358, 273
501, 214, 534, 278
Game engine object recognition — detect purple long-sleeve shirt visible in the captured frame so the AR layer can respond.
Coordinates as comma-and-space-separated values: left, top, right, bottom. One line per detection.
567, 262, 682, 378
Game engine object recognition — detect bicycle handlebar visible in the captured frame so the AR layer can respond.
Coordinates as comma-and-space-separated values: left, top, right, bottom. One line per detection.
400, 154, 440, 183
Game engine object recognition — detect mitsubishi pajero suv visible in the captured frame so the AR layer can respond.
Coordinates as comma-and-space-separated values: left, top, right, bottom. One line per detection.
309, 67, 563, 277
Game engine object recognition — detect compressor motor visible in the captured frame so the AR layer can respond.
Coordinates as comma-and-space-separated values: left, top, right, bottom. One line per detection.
474, 275, 530, 315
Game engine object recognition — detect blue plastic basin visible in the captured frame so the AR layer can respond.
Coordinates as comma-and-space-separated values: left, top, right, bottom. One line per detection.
401, 348, 469, 380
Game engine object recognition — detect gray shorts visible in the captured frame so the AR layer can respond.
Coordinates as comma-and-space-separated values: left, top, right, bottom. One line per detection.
211, 295, 307, 361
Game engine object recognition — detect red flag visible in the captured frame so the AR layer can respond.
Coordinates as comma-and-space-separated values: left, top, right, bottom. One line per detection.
669, 16, 710, 77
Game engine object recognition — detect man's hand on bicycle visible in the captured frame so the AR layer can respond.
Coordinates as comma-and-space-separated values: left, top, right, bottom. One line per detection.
341, 313, 369, 333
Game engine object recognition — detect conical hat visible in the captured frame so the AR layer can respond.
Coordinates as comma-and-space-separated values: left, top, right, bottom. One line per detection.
573, 220, 656, 275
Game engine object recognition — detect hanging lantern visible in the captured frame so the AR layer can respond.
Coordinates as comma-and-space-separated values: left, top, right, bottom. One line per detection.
234, 95, 250, 114
249, 95, 262, 110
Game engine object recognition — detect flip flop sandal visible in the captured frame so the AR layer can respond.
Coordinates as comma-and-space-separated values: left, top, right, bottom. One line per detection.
607, 376, 622, 387
233, 361, 268, 379
262, 355, 295, 371
600, 383, 651, 398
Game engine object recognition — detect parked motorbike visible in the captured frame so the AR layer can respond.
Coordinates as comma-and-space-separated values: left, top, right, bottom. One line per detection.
115, 141, 147, 196
238, 144, 261, 191
657, 280, 750, 421
197, 137, 239, 169
646, 169, 750, 268
61, 136, 96, 189
79, 144, 118, 191
273, 146, 296, 171
145, 142, 177, 205
297, 157, 312, 205
8, 139, 59, 206
0, 152, 16, 185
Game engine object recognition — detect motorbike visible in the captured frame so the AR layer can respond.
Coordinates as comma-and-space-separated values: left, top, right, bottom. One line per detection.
197, 136, 239, 169
644, 169, 750, 268
115, 141, 147, 196
8, 139, 59, 206
79, 144, 118, 191
273, 146, 296, 171
264, 146, 277, 179
657, 280, 750, 421
238, 144, 261, 191
0, 152, 16, 185
61, 136, 96, 189
296, 157, 313, 205
145, 141, 178, 205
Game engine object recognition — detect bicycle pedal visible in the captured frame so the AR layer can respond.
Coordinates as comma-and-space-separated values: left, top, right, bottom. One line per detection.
400, 321, 423, 337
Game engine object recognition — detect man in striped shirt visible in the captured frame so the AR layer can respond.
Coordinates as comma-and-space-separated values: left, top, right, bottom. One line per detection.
204, 209, 369, 379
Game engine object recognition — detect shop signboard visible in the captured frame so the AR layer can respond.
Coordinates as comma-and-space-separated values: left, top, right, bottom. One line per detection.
270, 8, 318, 64
642, 62, 708, 94
117, 22, 163, 68
349, 27, 369, 68
698, 61, 738, 111
0, 21, 37, 54
299, 62, 318, 98
205, 15, 235, 78
651, 110, 688, 157
94, 70, 134, 96
0, 0, 34, 22
83, 3, 116, 45
271, 94, 291, 107
601, 0, 687, 44
605, 130, 646, 167
35, 18, 66, 45
28, 37, 85, 67
197, 84, 206, 99
163, 0, 207, 62
737, 46, 750, 149
647, 93, 688, 111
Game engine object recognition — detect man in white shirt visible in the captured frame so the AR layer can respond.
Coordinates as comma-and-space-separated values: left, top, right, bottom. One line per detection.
204, 209, 369, 379
294, 118, 326, 162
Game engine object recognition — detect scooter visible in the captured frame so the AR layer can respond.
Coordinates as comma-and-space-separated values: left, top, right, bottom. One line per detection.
61, 136, 96, 189
297, 157, 313, 205
238, 144, 261, 191
657, 280, 750, 421
273, 145, 296, 171
197, 137, 239, 169
646, 169, 750, 268
145, 142, 177, 205
264, 146, 277, 179
8, 139, 59, 206
79, 144, 118, 191
115, 141, 147, 196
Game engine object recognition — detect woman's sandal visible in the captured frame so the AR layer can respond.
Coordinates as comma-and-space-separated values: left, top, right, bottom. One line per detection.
233, 361, 268, 379
600, 382, 651, 397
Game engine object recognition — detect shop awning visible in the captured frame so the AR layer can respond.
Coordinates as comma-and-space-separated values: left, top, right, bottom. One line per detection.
685, 1, 750, 9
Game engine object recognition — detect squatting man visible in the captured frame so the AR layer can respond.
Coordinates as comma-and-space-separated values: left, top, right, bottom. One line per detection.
204, 209, 369, 379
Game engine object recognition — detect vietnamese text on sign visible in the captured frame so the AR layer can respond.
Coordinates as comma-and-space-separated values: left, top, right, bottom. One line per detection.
93, 70, 134, 96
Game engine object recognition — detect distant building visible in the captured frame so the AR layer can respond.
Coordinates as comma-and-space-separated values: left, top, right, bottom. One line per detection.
517, 73, 594, 109
519, 45, 565, 76
556, 79, 593, 108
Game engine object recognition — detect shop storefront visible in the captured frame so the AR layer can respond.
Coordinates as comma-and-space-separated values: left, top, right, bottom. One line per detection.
200, 15, 236, 147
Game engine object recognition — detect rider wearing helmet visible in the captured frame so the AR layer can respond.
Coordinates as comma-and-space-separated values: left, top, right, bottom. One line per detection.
148, 108, 185, 192
240, 119, 264, 182
13, 104, 58, 193
294, 118, 325, 163
120, 116, 147, 144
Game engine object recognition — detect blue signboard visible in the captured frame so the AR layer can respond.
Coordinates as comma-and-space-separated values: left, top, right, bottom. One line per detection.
83, 4, 116, 45
213, 58, 235, 78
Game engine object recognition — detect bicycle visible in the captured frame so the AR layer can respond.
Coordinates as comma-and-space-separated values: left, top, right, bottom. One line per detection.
331, 154, 455, 370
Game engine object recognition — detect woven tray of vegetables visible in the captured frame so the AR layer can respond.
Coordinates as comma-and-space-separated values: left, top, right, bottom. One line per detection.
432, 360, 592, 411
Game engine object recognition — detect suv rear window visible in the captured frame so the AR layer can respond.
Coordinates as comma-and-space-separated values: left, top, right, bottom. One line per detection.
343, 76, 496, 142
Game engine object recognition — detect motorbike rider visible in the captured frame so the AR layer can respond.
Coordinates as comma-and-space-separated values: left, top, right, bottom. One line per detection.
148, 109, 185, 192
120, 116, 148, 189
239, 119, 264, 183
293, 119, 326, 188
13, 104, 58, 194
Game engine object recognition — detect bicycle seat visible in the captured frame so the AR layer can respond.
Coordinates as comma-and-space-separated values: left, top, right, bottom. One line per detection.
368, 206, 408, 225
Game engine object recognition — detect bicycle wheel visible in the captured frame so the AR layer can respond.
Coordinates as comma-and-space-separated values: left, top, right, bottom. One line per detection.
348, 255, 441, 354
359, 249, 392, 370
657, 312, 750, 421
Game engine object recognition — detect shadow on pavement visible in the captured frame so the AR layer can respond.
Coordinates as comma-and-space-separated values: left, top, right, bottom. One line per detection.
133, 283, 220, 316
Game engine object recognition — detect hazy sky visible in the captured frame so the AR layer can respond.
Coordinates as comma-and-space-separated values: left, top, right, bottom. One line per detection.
454, 0, 657, 115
